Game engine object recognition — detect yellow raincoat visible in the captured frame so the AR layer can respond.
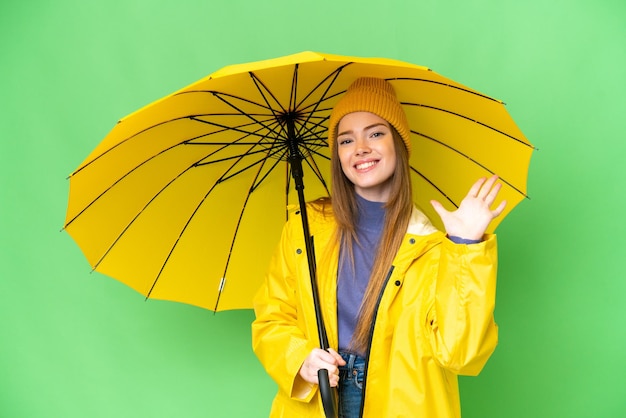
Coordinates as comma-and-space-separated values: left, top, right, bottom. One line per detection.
252, 203, 499, 417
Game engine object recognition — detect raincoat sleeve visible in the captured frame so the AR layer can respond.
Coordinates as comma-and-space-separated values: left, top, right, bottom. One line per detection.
426, 234, 499, 376
251, 220, 319, 402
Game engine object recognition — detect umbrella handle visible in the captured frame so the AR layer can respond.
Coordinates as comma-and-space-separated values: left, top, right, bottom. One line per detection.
318, 369, 337, 418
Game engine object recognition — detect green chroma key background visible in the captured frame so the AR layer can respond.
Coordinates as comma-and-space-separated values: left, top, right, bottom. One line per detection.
1, 0, 624, 416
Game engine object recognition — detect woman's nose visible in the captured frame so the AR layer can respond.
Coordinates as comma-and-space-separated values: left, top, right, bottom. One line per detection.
355, 138, 370, 155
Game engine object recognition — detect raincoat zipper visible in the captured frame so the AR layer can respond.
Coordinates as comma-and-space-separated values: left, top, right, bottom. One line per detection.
358, 265, 395, 418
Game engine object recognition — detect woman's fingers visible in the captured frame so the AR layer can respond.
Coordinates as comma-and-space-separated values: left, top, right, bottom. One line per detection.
484, 180, 502, 206
472, 175, 507, 215
299, 348, 344, 387
492, 199, 507, 218
433, 175, 507, 239
468, 176, 487, 198
327, 348, 346, 366
468, 174, 498, 200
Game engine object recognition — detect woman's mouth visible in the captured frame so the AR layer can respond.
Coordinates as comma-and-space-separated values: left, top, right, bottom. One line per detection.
355, 160, 378, 170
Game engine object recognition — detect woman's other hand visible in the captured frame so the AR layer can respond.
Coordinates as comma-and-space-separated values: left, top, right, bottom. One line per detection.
431, 175, 507, 240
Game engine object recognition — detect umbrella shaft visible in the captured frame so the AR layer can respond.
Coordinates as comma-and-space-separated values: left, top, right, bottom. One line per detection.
285, 118, 329, 349
289, 139, 335, 417
286, 118, 304, 190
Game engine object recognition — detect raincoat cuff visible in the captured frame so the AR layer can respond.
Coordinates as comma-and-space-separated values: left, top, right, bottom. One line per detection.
447, 235, 482, 245
288, 342, 319, 402
291, 374, 317, 401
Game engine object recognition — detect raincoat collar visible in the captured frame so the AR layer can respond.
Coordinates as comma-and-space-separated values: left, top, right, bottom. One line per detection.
407, 206, 439, 236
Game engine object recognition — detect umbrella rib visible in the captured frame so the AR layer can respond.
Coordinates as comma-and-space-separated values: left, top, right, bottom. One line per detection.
247, 63, 345, 142
178, 89, 290, 147
296, 135, 331, 194
192, 146, 280, 166
189, 115, 283, 142
69, 110, 290, 244
206, 145, 287, 183
69, 114, 271, 178
87, 132, 263, 271
65, 119, 273, 229
413, 130, 529, 198
65, 141, 183, 229
290, 63, 299, 113
249, 148, 290, 193
284, 61, 355, 142
404, 103, 533, 148
144, 178, 221, 301
92, 163, 196, 271
247, 73, 293, 144
390, 77, 502, 102
246, 63, 346, 163
196, 63, 349, 164
410, 166, 458, 208
99, 66, 321, 302
179, 89, 282, 116
292, 63, 347, 143
187, 116, 290, 176
248, 72, 289, 116
189, 114, 292, 166
190, 115, 286, 161
214, 92, 289, 143
143, 142, 269, 301
294, 63, 350, 111
294, 115, 329, 146
301, 153, 331, 196
191, 117, 293, 181
213, 150, 276, 311
69, 118, 179, 177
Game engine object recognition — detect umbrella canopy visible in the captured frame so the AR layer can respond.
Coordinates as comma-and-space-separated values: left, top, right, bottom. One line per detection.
64, 51, 533, 313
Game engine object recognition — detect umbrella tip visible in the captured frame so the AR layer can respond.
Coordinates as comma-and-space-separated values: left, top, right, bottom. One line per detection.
212, 277, 226, 312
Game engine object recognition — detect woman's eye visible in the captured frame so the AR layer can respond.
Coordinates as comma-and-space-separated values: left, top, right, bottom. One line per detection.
338, 138, 352, 145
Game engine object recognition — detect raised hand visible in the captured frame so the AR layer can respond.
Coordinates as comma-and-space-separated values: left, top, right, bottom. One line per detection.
430, 175, 507, 241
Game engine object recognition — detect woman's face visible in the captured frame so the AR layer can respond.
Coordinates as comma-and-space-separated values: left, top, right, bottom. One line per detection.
336, 111, 397, 202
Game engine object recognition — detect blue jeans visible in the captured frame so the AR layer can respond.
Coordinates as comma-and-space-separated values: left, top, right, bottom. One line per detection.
338, 352, 365, 418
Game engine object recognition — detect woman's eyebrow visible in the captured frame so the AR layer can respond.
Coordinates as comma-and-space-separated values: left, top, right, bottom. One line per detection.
337, 123, 388, 137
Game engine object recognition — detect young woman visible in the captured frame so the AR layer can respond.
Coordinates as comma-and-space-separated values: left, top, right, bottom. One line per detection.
252, 77, 505, 417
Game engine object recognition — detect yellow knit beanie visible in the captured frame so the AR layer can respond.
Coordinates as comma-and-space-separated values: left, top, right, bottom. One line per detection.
328, 77, 411, 155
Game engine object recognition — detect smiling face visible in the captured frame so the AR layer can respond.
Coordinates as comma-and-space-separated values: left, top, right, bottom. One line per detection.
336, 111, 397, 202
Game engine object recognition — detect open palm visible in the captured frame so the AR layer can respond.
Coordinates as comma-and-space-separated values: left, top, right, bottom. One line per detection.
431, 175, 507, 241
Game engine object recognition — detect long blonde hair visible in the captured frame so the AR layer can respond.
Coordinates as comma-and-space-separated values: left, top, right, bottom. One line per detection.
331, 126, 413, 354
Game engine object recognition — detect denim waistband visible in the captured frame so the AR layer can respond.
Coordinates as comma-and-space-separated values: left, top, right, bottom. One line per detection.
338, 351, 366, 372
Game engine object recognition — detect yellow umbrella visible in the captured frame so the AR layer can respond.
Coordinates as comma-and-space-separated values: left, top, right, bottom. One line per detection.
64, 50, 533, 314
65, 51, 533, 417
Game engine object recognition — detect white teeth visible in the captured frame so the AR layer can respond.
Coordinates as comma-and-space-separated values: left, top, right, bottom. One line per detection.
356, 161, 377, 170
